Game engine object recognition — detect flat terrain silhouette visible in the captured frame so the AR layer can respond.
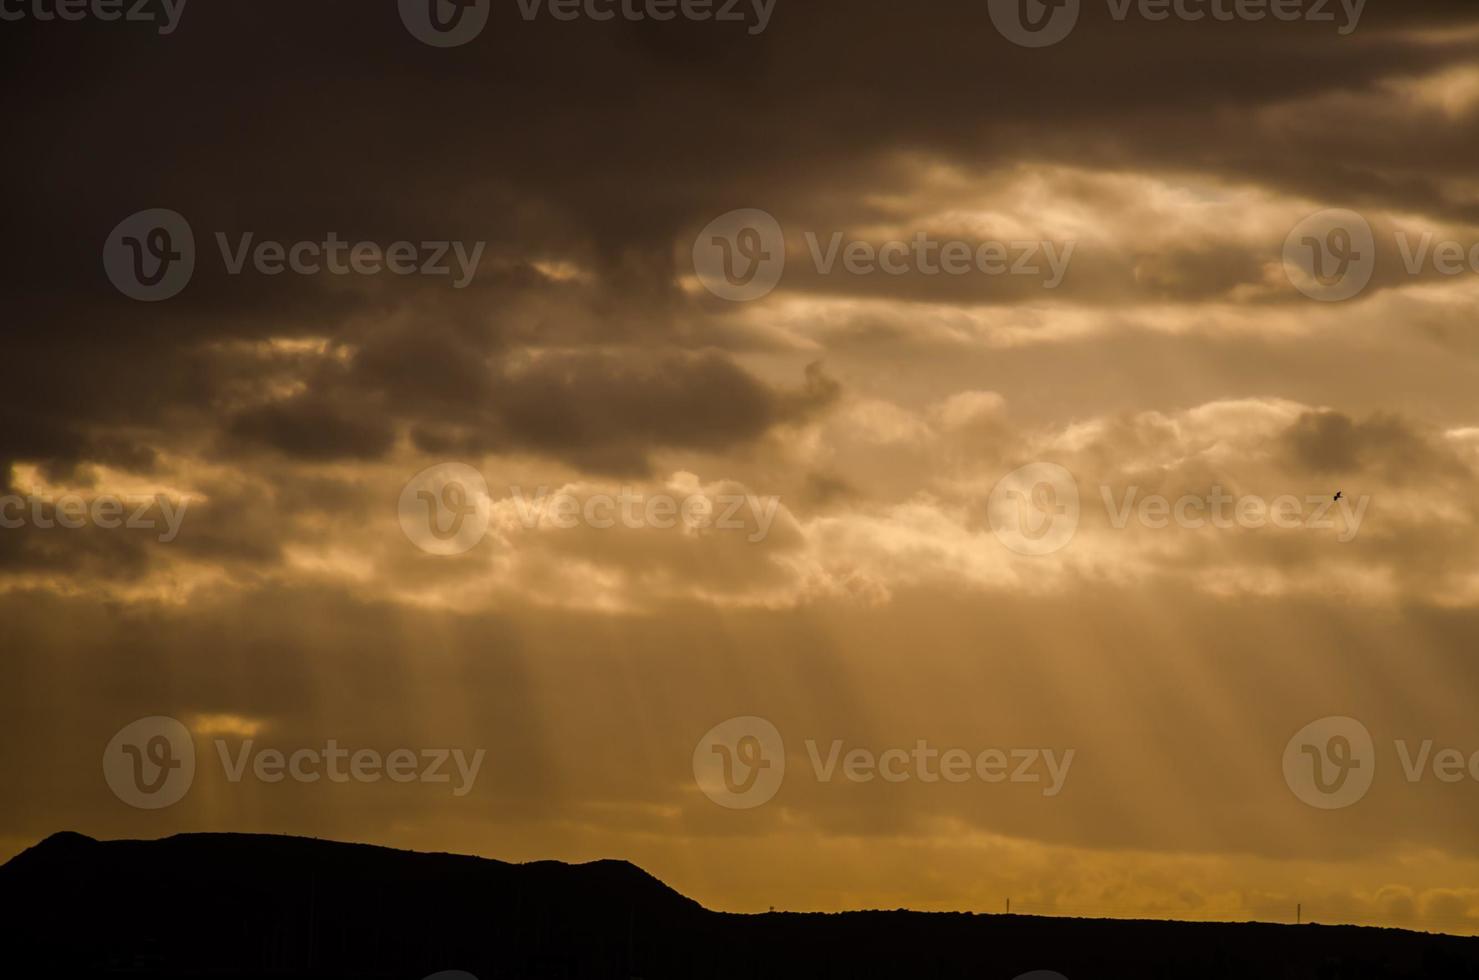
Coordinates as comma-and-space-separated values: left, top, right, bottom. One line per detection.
4, 832, 1477, 979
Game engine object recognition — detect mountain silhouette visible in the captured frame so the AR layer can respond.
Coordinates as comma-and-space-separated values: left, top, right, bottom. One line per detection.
4, 831, 1477, 979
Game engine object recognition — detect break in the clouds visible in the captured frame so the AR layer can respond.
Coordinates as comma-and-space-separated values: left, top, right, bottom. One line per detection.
5, 0, 1479, 936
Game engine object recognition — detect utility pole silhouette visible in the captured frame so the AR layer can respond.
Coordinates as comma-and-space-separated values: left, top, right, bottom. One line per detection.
1297, 904, 1302, 925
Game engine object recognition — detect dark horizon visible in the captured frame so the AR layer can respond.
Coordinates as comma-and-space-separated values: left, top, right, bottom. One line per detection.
7, 829, 1479, 979
6, 828, 1476, 936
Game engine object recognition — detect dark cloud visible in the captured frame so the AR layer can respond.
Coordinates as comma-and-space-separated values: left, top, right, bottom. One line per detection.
1283, 410, 1464, 483
3, 1, 1478, 476
403, 352, 838, 475
227, 393, 397, 462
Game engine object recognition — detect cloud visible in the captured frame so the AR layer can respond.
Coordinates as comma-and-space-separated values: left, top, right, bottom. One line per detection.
6, 0, 1479, 933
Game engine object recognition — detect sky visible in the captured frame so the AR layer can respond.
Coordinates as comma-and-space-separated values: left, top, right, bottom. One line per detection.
4, 0, 1479, 935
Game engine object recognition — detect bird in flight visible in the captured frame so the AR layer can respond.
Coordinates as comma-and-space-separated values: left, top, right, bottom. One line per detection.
1334, 491, 1344, 502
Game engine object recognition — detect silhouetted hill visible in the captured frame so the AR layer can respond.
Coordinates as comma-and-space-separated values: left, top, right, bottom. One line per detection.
4, 831, 1478, 979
